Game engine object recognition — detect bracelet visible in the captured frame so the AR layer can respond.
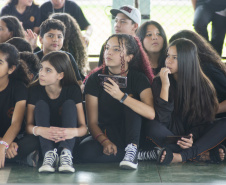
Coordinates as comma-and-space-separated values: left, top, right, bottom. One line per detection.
100, 138, 109, 145
120, 93, 128, 103
33, 126, 38, 136
0, 141, 9, 149
95, 133, 103, 140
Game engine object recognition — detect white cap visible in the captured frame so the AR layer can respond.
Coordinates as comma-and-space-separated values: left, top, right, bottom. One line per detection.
110, 5, 141, 26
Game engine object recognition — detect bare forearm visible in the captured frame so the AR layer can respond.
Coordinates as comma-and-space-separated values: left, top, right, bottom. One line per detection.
191, 0, 197, 10
123, 96, 155, 120
217, 100, 226, 114
70, 125, 87, 137
2, 124, 21, 145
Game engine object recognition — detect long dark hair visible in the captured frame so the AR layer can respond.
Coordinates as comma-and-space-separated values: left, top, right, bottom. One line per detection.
38, 51, 79, 87
170, 38, 218, 124
50, 13, 88, 75
169, 30, 226, 75
0, 16, 25, 39
0, 43, 30, 86
136, 21, 167, 73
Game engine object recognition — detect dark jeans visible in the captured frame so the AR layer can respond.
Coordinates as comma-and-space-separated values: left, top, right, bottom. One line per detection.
78, 106, 142, 163
194, 4, 226, 56
35, 100, 78, 156
145, 118, 226, 162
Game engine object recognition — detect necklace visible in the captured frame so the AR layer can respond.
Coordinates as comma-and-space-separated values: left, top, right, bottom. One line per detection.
108, 68, 129, 75
52, 3, 65, 13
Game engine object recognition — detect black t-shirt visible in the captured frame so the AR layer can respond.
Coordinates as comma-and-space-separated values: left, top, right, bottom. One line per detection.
0, 79, 27, 137
28, 84, 82, 126
0, 4, 41, 30
34, 50, 82, 81
40, 0, 90, 30
201, 62, 226, 118
84, 68, 151, 126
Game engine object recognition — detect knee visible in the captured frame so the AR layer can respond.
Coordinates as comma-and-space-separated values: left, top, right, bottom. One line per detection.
35, 100, 48, 109
62, 99, 76, 111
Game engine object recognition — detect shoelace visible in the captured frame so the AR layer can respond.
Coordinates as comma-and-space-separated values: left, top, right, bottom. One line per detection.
138, 147, 160, 160
60, 151, 73, 166
43, 148, 58, 166
124, 144, 137, 161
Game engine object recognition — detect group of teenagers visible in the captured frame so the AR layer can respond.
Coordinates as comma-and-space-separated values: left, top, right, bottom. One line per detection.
0, 2, 226, 174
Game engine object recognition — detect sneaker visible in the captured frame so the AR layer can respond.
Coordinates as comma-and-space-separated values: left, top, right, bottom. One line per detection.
119, 143, 138, 170
26, 150, 39, 167
138, 147, 161, 161
38, 149, 59, 173
58, 149, 75, 173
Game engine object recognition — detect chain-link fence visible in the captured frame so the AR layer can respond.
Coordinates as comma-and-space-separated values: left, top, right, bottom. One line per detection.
0, 0, 225, 57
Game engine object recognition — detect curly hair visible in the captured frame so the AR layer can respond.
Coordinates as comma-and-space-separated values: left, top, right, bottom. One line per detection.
50, 13, 88, 76
84, 34, 154, 84
0, 43, 30, 86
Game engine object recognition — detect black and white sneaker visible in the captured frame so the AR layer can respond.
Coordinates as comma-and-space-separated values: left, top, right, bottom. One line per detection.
138, 147, 161, 161
38, 149, 59, 173
58, 149, 75, 173
119, 143, 138, 170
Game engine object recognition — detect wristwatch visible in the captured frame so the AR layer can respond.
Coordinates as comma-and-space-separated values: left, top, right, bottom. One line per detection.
120, 93, 128, 103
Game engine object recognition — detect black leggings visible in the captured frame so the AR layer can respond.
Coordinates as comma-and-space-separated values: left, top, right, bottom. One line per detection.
145, 118, 226, 162
78, 106, 142, 163
35, 100, 78, 156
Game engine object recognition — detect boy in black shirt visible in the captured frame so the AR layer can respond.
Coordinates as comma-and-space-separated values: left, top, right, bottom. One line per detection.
34, 19, 82, 85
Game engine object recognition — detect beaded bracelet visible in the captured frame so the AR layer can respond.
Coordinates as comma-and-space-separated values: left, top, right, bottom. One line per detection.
95, 133, 104, 140
0, 141, 9, 149
100, 138, 109, 145
33, 126, 38, 136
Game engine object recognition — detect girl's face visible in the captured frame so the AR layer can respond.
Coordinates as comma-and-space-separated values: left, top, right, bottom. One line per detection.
104, 37, 132, 69
18, 0, 33, 7
165, 45, 178, 74
39, 61, 63, 87
0, 20, 12, 43
143, 24, 164, 54
0, 52, 15, 80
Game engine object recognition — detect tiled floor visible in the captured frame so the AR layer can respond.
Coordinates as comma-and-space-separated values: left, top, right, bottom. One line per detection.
1, 161, 226, 184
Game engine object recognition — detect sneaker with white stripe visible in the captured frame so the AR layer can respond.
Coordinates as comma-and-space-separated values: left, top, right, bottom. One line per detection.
38, 149, 58, 173
58, 149, 75, 173
119, 143, 138, 170
138, 147, 161, 161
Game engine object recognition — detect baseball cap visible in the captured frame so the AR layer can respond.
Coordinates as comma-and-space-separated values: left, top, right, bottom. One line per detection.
110, 5, 141, 26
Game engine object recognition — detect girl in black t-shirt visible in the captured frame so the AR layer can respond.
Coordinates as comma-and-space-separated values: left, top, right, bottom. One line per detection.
26, 51, 87, 173
79, 34, 155, 170
0, 15, 25, 44
136, 21, 168, 75
169, 30, 226, 118
0, 0, 41, 34
145, 38, 226, 165
0, 43, 30, 169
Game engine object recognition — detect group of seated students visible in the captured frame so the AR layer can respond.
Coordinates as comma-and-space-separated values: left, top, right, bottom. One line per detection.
0, 2, 226, 175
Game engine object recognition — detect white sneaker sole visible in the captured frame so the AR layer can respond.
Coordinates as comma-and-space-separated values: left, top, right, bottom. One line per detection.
38, 165, 55, 173
119, 161, 138, 170
58, 166, 75, 173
